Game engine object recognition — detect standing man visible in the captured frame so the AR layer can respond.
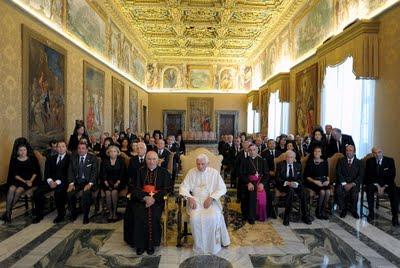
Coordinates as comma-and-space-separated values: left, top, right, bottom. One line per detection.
67, 142, 98, 224
130, 151, 170, 255
33, 140, 70, 223
328, 128, 355, 157
156, 139, 170, 170
365, 146, 398, 225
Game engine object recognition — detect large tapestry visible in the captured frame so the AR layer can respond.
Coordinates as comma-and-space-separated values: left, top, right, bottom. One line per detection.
67, 0, 106, 54
294, 0, 334, 59
112, 77, 124, 132
129, 86, 138, 132
187, 98, 213, 132
295, 64, 318, 136
83, 61, 104, 138
22, 26, 66, 149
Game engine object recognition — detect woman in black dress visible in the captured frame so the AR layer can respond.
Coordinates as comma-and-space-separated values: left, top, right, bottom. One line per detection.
304, 146, 330, 220
2, 143, 41, 222
308, 129, 328, 160
68, 123, 90, 152
100, 145, 126, 222
99, 137, 114, 160
120, 137, 131, 155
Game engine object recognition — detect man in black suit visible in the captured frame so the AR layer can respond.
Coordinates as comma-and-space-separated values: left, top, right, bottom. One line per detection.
328, 128, 355, 157
146, 137, 157, 152
166, 135, 180, 192
32, 140, 70, 223
254, 137, 266, 156
276, 150, 312, 226
127, 142, 147, 191
261, 139, 277, 174
325, 124, 333, 145
235, 140, 250, 202
218, 135, 227, 155
365, 146, 398, 225
229, 137, 242, 188
67, 142, 98, 224
89, 135, 101, 155
156, 139, 170, 170
126, 128, 137, 143
336, 145, 362, 219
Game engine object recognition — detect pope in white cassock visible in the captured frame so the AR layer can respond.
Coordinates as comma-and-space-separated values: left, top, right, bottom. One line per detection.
179, 154, 231, 254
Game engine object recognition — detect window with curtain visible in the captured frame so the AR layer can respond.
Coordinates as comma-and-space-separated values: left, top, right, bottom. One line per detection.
321, 56, 375, 157
247, 101, 260, 134
267, 90, 289, 139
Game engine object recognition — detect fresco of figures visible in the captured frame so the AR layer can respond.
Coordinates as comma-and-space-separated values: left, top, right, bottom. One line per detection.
219, 68, 237, 90
23, 0, 63, 25
162, 67, 179, 89
23, 26, 66, 149
67, 0, 106, 54
83, 62, 105, 138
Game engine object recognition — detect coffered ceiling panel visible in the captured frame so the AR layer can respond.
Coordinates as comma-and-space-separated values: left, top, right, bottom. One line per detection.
103, 0, 305, 63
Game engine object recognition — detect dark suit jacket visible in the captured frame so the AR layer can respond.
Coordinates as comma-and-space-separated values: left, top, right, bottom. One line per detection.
218, 141, 226, 155
365, 156, 396, 186
276, 161, 303, 188
336, 157, 363, 188
127, 155, 146, 192
239, 156, 269, 186
157, 149, 170, 169
68, 153, 98, 186
261, 149, 276, 172
328, 134, 355, 157
222, 143, 235, 165
146, 144, 157, 152
131, 166, 170, 205
44, 154, 70, 185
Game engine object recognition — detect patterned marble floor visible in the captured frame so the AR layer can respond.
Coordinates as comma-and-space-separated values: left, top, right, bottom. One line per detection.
0, 193, 399, 268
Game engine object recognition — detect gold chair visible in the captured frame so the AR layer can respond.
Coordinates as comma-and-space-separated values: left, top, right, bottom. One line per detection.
176, 148, 228, 247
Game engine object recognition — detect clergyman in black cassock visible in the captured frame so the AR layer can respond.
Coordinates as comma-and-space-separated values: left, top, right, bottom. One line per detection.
240, 144, 268, 224
130, 151, 170, 255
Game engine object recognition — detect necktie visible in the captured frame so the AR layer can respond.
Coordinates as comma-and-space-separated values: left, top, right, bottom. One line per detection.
79, 156, 85, 179
158, 150, 162, 155
337, 141, 340, 152
140, 157, 143, 163
57, 155, 62, 165
348, 159, 352, 168
288, 164, 293, 179
377, 160, 382, 178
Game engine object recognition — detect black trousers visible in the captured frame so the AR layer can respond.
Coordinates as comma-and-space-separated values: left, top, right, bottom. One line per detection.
366, 183, 398, 218
336, 184, 359, 213
67, 184, 93, 218
278, 184, 309, 219
33, 183, 67, 217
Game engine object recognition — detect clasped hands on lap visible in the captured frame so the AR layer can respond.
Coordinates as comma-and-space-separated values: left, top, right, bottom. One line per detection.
188, 196, 213, 210
67, 183, 92, 192
247, 182, 264, 191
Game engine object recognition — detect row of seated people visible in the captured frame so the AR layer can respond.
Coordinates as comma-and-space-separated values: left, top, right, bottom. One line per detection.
234, 141, 398, 226
1, 138, 171, 227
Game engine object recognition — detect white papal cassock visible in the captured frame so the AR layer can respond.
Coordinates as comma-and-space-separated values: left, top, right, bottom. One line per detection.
179, 167, 231, 254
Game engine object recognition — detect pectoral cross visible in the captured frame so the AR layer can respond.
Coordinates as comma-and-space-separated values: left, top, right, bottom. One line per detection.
255, 171, 259, 177
149, 191, 155, 198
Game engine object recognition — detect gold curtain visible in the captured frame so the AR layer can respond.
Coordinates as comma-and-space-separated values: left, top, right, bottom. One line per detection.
317, 20, 380, 91
247, 90, 260, 111
266, 73, 290, 102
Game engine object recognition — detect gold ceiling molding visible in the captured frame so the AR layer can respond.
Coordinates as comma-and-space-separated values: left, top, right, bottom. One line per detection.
96, 0, 299, 64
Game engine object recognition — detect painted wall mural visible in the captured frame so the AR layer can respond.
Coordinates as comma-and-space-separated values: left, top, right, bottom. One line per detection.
112, 77, 124, 132
23, 26, 66, 149
294, 0, 334, 59
67, 0, 106, 54
129, 86, 138, 132
188, 66, 212, 89
23, 0, 63, 25
187, 97, 213, 132
109, 21, 121, 68
219, 68, 237, 90
244, 66, 252, 91
83, 61, 104, 138
162, 67, 179, 89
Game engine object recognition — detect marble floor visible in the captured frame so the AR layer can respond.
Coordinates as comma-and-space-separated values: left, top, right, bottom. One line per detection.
0, 191, 399, 267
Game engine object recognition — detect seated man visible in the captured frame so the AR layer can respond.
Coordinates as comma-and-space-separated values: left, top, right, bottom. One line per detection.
336, 145, 362, 219
179, 154, 231, 255
131, 151, 170, 255
67, 142, 98, 224
276, 150, 312, 226
33, 140, 70, 223
365, 146, 398, 226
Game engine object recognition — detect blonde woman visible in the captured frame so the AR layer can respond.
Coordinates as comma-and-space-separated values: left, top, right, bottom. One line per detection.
100, 145, 127, 222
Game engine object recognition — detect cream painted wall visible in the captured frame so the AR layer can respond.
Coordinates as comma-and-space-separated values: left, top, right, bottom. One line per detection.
374, 5, 400, 183
0, 1, 148, 184
148, 93, 247, 135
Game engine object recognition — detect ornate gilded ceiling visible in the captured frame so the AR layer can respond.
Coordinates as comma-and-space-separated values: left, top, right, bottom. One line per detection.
101, 0, 302, 64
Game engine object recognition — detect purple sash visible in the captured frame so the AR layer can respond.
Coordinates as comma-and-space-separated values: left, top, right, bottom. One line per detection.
249, 174, 267, 221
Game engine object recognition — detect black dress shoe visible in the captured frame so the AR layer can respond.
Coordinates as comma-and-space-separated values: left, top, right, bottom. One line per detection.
136, 248, 144, 255
83, 217, 89, 225
283, 218, 289, 226
392, 217, 399, 226
302, 217, 312, 225
70, 214, 77, 222
53, 216, 64, 224
248, 219, 255, 225
146, 247, 155, 255
367, 214, 375, 223
340, 211, 347, 218
32, 216, 43, 224
352, 212, 360, 219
